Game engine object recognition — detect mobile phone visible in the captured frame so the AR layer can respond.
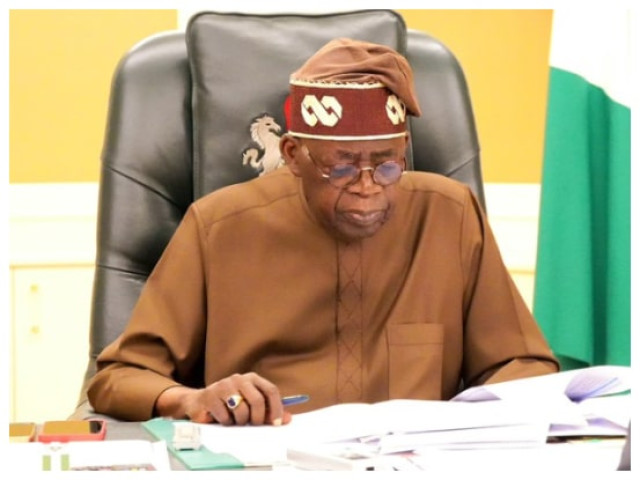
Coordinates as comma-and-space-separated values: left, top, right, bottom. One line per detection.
37, 420, 107, 443
9, 422, 36, 443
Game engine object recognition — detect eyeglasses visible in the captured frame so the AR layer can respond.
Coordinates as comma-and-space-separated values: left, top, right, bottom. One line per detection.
302, 145, 405, 189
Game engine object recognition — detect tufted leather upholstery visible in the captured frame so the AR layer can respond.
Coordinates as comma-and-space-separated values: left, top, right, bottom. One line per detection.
71, 10, 483, 419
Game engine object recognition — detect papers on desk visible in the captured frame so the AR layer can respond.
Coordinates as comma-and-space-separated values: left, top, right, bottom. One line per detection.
139, 365, 631, 471
408, 440, 628, 472
285, 399, 549, 448
452, 365, 632, 438
285, 366, 632, 470
167, 400, 548, 470
197, 422, 289, 467
451, 365, 631, 403
285, 400, 549, 469
288, 438, 628, 471
549, 394, 631, 437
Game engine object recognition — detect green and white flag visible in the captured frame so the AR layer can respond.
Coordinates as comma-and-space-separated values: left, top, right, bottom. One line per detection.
533, 9, 631, 368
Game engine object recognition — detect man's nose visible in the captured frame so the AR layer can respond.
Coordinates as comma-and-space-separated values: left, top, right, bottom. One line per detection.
348, 166, 380, 192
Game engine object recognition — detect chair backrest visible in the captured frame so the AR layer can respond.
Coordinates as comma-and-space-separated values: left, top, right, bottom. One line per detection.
73, 10, 483, 417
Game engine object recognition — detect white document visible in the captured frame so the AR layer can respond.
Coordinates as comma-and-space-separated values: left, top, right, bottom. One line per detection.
408, 441, 627, 472
195, 367, 632, 467
198, 424, 289, 466
451, 365, 632, 435
287, 441, 386, 471
550, 394, 631, 437
549, 418, 628, 437
376, 422, 549, 453
197, 399, 547, 465
451, 365, 631, 402
576, 393, 632, 427
283, 399, 544, 444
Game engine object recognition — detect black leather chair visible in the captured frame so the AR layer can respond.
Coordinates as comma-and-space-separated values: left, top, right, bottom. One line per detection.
71, 10, 484, 419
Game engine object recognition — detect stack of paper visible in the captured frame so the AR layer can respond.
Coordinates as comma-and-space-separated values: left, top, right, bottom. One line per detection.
173, 399, 546, 470
285, 399, 550, 449
285, 365, 631, 469
407, 441, 628, 472
452, 365, 632, 437
451, 365, 631, 403
549, 394, 631, 437
140, 366, 630, 470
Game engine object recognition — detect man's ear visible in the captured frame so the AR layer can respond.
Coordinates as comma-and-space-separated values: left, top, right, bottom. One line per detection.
280, 134, 303, 177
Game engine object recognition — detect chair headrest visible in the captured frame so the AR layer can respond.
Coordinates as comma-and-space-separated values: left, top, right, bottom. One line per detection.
186, 10, 407, 198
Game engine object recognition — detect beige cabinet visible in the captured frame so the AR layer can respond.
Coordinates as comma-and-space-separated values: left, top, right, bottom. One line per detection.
10, 266, 94, 422
9, 183, 98, 423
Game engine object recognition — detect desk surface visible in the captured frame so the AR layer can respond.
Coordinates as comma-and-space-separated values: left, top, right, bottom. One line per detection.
102, 420, 630, 472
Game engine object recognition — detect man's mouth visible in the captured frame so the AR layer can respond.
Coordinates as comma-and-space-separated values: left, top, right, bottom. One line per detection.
342, 209, 386, 227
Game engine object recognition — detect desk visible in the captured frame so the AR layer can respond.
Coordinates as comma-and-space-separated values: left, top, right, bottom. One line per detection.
101, 420, 629, 472
103, 421, 281, 471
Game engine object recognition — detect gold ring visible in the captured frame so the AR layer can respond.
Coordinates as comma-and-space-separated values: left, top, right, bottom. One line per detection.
225, 394, 244, 410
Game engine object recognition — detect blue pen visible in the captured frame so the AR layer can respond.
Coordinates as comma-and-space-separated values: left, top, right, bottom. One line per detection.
282, 394, 310, 406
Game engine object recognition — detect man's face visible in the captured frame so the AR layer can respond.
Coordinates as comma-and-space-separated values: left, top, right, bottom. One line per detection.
282, 135, 408, 243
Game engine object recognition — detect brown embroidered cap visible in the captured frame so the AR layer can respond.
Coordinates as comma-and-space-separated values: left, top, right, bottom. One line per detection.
287, 38, 421, 141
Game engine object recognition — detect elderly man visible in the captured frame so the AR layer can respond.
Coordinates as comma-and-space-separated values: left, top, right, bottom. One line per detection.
88, 38, 558, 426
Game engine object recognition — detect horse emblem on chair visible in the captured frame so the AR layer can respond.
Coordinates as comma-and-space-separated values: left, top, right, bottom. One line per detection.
242, 114, 285, 175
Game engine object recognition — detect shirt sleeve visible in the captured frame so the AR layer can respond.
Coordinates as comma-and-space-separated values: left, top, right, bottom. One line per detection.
87, 205, 208, 421
459, 187, 559, 387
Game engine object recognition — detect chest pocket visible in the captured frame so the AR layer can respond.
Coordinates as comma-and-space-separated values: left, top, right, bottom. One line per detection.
387, 323, 444, 399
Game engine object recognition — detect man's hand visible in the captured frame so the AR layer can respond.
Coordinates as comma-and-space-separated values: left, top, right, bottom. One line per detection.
154, 372, 292, 426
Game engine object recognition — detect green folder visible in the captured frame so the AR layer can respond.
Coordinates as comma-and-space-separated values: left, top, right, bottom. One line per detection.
142, 418, 244, 470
